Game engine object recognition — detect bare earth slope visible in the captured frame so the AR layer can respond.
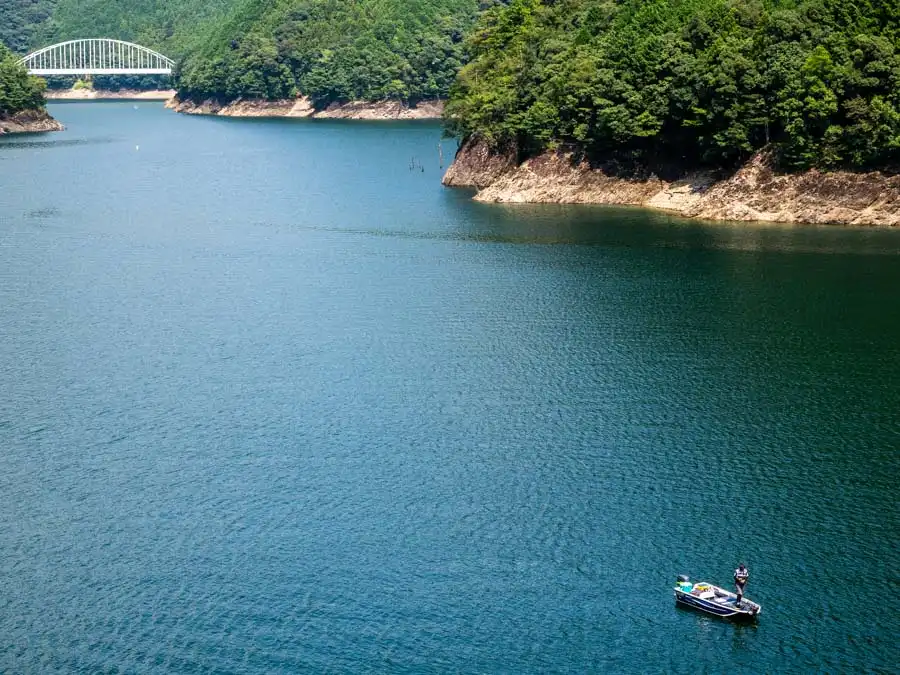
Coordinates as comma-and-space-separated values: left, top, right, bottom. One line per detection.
168, 97, 444, 120
45, 90, 176, 100
443, 138, 900, 227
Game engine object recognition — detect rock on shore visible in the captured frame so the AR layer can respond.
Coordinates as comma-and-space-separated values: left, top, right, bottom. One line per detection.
167, 96, 444, 120
0, 109, 64, 134
443, 137, 900, 227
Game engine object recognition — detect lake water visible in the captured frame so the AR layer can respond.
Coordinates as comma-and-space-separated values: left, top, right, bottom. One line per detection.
1, 102, 898, 673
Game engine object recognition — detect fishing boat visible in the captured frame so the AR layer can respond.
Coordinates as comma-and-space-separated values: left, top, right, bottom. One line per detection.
674, 575, 761, 620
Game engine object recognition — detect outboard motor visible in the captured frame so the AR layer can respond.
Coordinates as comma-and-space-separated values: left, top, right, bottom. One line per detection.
676, 574, 693, 592
677, 575, 690, 584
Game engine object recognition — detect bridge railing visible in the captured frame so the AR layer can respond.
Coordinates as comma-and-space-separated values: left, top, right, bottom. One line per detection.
20, 39, 174, 76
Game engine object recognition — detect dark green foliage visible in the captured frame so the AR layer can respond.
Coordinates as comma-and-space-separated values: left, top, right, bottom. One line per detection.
176, 0, 480, 106
45, 0, 238, 57
0, 0, 240, 60
445, 0, 900, 171
2, 0, 479, 105
0, 1, 56, 54
0, 42, 47, 116
1, 1, 243, 91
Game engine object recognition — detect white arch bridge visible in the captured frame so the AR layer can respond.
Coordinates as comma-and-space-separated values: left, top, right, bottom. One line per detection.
19, 39, 174, 76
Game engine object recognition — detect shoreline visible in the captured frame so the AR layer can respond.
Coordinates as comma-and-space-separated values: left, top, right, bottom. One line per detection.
167, 96, 444, 120
45, 89, 176, 101
0, 109, 64, 134
442, 138, 900, 227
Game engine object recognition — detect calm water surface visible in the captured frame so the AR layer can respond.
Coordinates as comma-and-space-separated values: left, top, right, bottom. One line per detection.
1, 102, 899, 673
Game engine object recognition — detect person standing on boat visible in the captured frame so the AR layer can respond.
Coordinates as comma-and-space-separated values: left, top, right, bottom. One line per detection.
734, 563, 749, 605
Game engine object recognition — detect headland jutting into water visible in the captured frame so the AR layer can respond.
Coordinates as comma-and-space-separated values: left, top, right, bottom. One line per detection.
0, 41, 62, 134
442, 137, 900, 227
0, 109, 63, 134
438, 0, 900, 227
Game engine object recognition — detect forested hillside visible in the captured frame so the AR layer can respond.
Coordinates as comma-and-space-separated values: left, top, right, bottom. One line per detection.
0, 42, 47, 116
47, 0, 239, 56
0, 1, 56, 54
0, 0, 238, 57
0, 0, 247, 90
2, 0, 485, 105
175, 0, 482, 106
445, 0, 900, 172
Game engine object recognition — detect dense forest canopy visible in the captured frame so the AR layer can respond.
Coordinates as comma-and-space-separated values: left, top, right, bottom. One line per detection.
175, 0, 483, 106
0, 42, 47, 116
0, 0, 237, 56
445, 0, 900, 172
47, 0, 240, 55
0, 0, 486, 104
0, 0, 56, 54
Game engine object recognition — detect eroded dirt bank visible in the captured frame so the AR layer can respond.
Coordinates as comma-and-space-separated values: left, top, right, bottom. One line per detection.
45, 89, 176, 100
443, 137, 900, 227
167, 96, 444, 120
0, 109, 64, 134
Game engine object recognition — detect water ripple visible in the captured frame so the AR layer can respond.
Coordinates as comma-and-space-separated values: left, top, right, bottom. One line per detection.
0, 102, 898, 674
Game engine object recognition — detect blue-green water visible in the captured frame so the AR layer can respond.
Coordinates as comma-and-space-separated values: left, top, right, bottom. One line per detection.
1, 102, 899, 673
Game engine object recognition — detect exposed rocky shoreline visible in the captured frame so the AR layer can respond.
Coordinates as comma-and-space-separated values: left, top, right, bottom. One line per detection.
45, 89, 176, 100
0, 109, 64, 134
443, 137, 900, 227
167, 96, 444, 120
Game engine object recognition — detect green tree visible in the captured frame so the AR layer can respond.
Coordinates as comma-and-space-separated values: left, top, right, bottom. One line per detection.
0, 42, 46, 117
446, 0, 900, 172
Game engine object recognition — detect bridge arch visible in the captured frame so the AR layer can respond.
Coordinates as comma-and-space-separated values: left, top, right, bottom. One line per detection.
19, 39, 174, 76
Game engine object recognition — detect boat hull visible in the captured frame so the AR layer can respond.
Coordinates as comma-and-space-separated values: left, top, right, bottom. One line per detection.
674, 586, 760, 621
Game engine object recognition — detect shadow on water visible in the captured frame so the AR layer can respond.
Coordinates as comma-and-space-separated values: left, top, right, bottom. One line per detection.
259, 198, 900, 255
256, 176, 900, 255
673, 604, 760, 657
447, 198, 900, 254
729, 622, 760, 650
0, 137, 118, 151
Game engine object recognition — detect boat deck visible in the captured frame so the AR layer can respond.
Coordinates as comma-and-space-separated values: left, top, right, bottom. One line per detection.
674, 580, 761, 619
